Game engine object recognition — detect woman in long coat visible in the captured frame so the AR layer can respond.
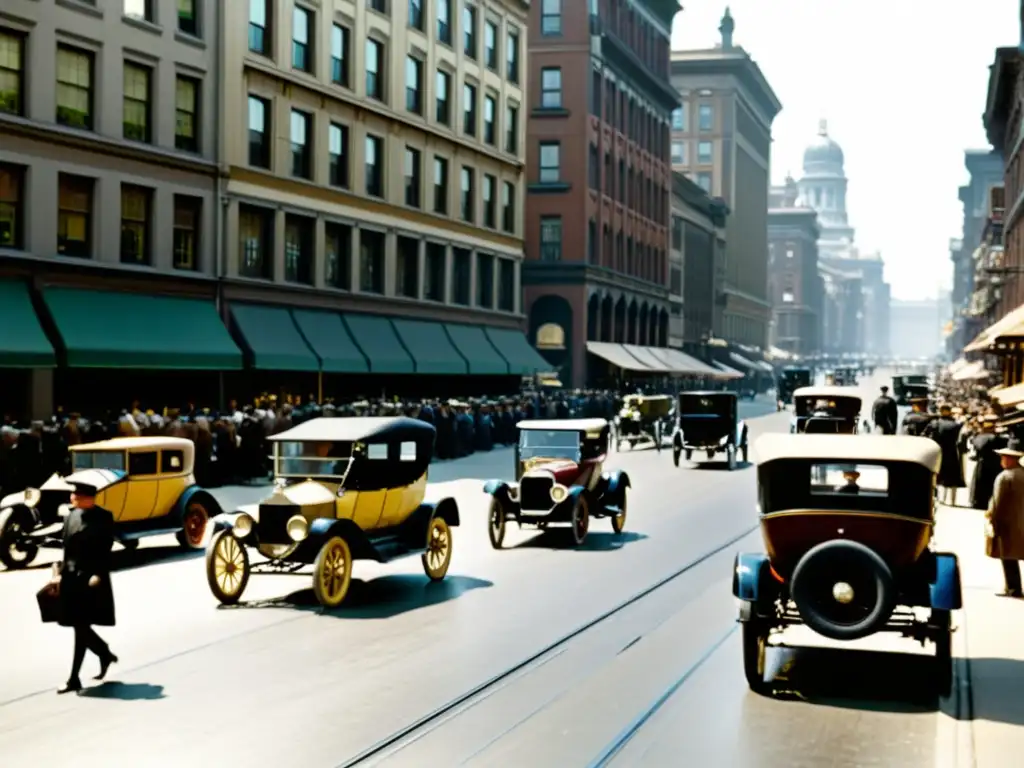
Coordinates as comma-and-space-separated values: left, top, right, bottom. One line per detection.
926, 405, 966, 504
56, 481, 118, 693
986, 440, 1024, 597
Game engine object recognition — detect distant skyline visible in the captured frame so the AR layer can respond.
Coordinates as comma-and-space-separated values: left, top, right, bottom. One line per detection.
671, 0, 1018, 301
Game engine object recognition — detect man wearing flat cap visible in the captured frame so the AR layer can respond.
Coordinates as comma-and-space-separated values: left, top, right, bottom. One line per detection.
986, 437, 1024, 598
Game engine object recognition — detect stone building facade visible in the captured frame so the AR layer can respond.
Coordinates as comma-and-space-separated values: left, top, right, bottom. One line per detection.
767, 176, 820, 357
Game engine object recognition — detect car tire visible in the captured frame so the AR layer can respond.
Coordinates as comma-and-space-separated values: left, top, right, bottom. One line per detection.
571, 495, 590, 546
176, 500, 210, 550
0, 507, 39, 570
727, 445, 737, 471
206, 530, 250, 605
933, 609, 953, 697
422, 515, 453, 581
685, 449, 692, 461
672, 446, 682, 467
742, 441, 749, 464
611, 490, 627, 534
488, 498, 507, 549
742, 619, 769, 693
313, 536, 353, 608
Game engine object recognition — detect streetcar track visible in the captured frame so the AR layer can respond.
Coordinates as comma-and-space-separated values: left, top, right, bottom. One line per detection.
336, 523, 759, 767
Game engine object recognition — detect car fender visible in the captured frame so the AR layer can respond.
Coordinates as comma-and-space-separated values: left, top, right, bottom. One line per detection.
930, 552, 963, 611
603, 470, 630, 497
482, 478, 511, 499
172, 486, 223, 526
307, 517, 376, 559
733, 552, 771, 604
211, 503, 259, 534
0, 504, 38, 537
734, 420, 747, 446
426, 497, 460, 527
0, 490, 27, 510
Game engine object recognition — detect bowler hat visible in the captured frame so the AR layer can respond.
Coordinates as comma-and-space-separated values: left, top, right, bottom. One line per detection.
996, 437, 1024, 458
70, 481, 98, 497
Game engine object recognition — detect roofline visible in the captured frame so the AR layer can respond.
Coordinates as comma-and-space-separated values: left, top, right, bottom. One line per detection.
670, 49, 782, 121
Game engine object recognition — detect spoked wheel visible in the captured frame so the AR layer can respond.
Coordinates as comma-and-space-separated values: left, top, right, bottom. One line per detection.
0, 511, 38, 570
742, 619, 769, 692
176, 500, 210, 549
571, 495, 590, 546
727, 445, 737, 471
313, 536, 353, 608
206, 530, 250, 605
610, 491, 627, 534
932, 609, 953, 697
422, 516, 453, 581
488, 498, 507, 549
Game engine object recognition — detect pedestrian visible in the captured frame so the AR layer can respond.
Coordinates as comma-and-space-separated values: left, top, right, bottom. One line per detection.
985, 437, 1024, 598
55, 481, 118, 694
970, 416, 1006, 510
927, 403, 967, 506
871, 386, 898, 435
901, 397, 932, 436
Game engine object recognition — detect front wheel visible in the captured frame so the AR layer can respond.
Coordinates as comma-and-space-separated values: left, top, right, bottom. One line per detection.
206, 530, 250, 605
672, 445, 682, 467
727, 444, 737, 471
742, 619, 769, 692
932, 609, 953, 697
610, 491, 627, 534
0, 509, 39, 570
488, 498, 507, 549
422, 516, 453, 581
741, 441, 749, 464
176, 500, 210, 550
571, 495, 590, 546
313, 536, 353, 608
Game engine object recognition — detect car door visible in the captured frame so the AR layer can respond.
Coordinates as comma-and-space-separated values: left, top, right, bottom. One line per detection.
380, 441, 424, 528
351, 443, 386, 530
123, 451, 159, 521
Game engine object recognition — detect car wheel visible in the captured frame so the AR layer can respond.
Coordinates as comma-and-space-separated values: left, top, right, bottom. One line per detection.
611, 491, 627, 534
742, 441, 749, 464
571, 495, 590, 546
932, 609, 953, 697
206, 530, 250, 605
488, 498, 507, 549
742, 619, 769, 693
672, 446, 682, 467
684, 449, 692, 461
727, 445, 737, 471
176, 500, 210, 550
422, 515, 453, 581
0, 508, 39, 570
313, 536, 353, 608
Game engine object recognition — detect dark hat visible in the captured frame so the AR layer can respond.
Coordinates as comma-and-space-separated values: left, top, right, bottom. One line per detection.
880, 386, 889, 393
997, 438, 1024, 458
70, 481, 98, 497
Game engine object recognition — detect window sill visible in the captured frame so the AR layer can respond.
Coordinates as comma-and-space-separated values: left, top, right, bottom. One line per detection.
531, 107, 570, 119
121, 14, 163, 36
175, 30, 206, 49
528, 182, 571, 194
56, 0, 102, 19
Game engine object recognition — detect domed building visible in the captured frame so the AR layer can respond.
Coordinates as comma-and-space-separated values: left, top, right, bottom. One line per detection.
797, 120, 855, 257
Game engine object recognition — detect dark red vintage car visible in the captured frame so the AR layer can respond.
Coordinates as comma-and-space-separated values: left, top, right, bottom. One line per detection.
483, 419, 630, 548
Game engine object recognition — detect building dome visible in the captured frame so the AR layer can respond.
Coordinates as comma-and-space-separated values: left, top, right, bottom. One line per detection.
803, 119, 844, 172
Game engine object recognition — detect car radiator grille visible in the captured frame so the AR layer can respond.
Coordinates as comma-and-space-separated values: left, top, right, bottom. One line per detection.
519, 475, 554, 511
258, 505, 296, 544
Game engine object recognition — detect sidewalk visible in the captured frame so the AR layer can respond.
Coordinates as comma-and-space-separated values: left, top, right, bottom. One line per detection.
934, 500, 1024, 768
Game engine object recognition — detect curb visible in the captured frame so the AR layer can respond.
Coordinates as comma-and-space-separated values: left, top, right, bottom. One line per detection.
936, 607, 975, 768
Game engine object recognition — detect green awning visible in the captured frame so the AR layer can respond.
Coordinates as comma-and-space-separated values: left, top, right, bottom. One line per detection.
0, 281, 56, 367
41, 287, 241, 369
230, 304, 318, 371
446, 324, 509, 374
342, 314, 414, 373
391, 319, 467, 374
292, 310, 369, 373
484, 328, 551, 375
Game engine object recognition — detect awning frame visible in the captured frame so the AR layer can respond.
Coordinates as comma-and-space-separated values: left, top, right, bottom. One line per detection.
586, 342, 651, 372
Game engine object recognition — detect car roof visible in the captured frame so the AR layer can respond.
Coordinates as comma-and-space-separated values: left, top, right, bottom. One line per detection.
517, 418, 609, 431
793, 385, 862, 401
270, 416, 434, 442
625, 393, 672, 400
679, 390, 735, 398
69, 436, 194, 451
755, 433, 941, 471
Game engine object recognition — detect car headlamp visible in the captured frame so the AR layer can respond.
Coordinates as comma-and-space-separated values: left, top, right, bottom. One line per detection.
233, 513, 254, 537
286, 515, 309, 542
24, 488, 41, 508
549, 484, 568, 503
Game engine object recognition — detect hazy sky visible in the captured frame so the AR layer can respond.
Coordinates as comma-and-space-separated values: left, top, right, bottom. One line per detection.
671, 1, 1018, 301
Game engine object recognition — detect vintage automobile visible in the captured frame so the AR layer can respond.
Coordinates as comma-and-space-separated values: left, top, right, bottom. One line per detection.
733, 434, 960, 694
615, 394, 673, 452
205, 417, 459, 608
0, 437, 218, 569
671, 392, 748, 470
790, 386, 864, 434
483, 419, 628, 548
893, 374, 930, 405
776, 366, 812, 409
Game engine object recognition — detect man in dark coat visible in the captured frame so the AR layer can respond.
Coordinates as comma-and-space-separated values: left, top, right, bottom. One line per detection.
871, 386, 899, 435
901, 398, 932, 437
56, 481, 118, 693
971, 417, 1007, 510
926, 404, 966, 505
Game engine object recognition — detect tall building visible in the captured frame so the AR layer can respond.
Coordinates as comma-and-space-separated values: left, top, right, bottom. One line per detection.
670, 9, 781, 351
523, 0, 681, 387
890, 296, 947, 360
768, 175, 820, 357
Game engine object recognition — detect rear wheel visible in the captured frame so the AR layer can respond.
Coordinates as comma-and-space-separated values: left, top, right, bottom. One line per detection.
611, 491, 627, 534
742, 619, 769, 692
422, 516, 452, 581
488, 498, 507, 549
206, 530, 249, 605
176, 500, 210, 549
672, 445, 682, 467
571, 495, 590, 546
0, 509, 38, 570
932, 609, 953, 697
727, 444, 737, 471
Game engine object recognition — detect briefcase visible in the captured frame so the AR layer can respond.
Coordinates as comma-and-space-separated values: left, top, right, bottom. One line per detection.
37, 581, 62, 624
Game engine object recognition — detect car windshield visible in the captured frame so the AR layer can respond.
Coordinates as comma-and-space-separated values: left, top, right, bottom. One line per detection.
275, 441, 353, 478
72, 451, 126, 471
679, 396, 726, 415
810, 463, 888, 498
519, 430, 581, 461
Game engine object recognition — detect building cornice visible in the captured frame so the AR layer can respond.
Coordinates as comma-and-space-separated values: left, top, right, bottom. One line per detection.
670, 51, 782, 123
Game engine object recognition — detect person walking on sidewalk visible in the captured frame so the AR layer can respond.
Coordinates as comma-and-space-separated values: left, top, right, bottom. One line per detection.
927, 404, 966, 506
985, 438, 1024, 598
970, 416, 1007, 510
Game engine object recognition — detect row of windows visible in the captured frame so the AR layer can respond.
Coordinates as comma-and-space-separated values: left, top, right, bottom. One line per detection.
670, 140, 714, 166
247, 96, 517, 233
590, 70, 671, 165
0, 164, 200, 270
0, 31, 202, 154
671, 103, 715, 133
586, 220, 666, 284
590, 0, 670, 80
236, 203, 515, 311
123, 0, 202, 37
586, 143, 670, 223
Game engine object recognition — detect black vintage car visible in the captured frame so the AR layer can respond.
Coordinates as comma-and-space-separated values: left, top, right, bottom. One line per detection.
893, 374, 929, 405
671, 392, 748, 471
777, 366, 812, 408
834, 366, 859, 386
790, 386, 864, 434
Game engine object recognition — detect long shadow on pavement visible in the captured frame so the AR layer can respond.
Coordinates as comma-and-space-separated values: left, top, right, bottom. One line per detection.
964, 657, 1024, 726
514, 530, 648, 552
686, 461, 754, 471
110, 546, 204, 573
78, 682, 166, 700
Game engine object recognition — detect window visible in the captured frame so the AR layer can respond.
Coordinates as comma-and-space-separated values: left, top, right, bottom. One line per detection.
433, 156, 449, 214
120, 184, 151, 265
484, 21, 497, 69
124, 0, 153, 22
56, 47, 93, 129
698, 104, 713, 131
452, 247, 471, 305
292, 6, 312, 72
539, 216, 562, 261
696, 172, 711, 192
368, 0, 387, 13
436, 69, 451, 124
463, 5, 477, 59
58, 174, 92, 258
588, 144, 598, 189
463, 83, 477, 136
409, 0, 423, 30
160, 450, 184, 473
505, 104, 518, 153
367, 444, 388, 460
0, 164, 24, 249
437, 0, 451, 44
483, 174, 496, 228
365, 134, 384, 197
498, 259, 514, 312
396, 236, 419, 298
541, 0, 561, 35
483, 95, 496, 144
366, 39, 384, 100
810, 464, 888, 496
539, 142, 560, 183
697, 141, 712, 163
405, 147, 421, 208
0, 31, 25, 116
284, 214, 313, 284
671, 217, 682, 250
400, 441, 417, 461
406, 56, 423, 114
172, 195, 200, 270
506, 28, 519, 83
178, 0, 199, 36
782, 290, 794, 303
331, 25, 350, 86
128, 452, 158, 476
248, 0, 271, 56
329, 123, 349, 188
175, 76, 199, 152
359, 229, 385, 293
671, 141, 685, 164
540, 67, 561, 108
248, 95, 271, 168
502, 181, 515, 232
290, 109, 312, 179
476, 252, 494, 308
425, 242, 445, 301
239, 204, 274, 279
787, 248, 795, 258
460, 166, 474, 222
325, 222, 352, 290
122, 62, 151, 142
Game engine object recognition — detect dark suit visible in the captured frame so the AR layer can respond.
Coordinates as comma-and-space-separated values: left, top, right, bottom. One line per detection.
926, 416, 966, 488
901, 411, 932, 437
871, 395, 898, 434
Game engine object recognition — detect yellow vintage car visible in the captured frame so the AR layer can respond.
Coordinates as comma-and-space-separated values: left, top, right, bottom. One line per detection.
0, 436, 220, 569
205, 416, 461, 608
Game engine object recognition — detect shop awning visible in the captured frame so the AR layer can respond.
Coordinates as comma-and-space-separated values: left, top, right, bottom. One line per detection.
728, 351, 757, 371
0, 280, 56, 367
391, 319, 467, 374
995, 383, 1024, 407
586, 342, 650, 372
485, 328, 551, 375
951, 361, 990, 381
229, 304, 318, 371
291, 310, 368, 373
714, 362, 746, 380
754, 359, 774, 373
342, 314, 414, 373
965, 304, 1024, 352
621, 344, 674, 372
990, 384, 1006, 394
648, 347, 723, 377
42, 287, 242, 369
445, 324, 509, 374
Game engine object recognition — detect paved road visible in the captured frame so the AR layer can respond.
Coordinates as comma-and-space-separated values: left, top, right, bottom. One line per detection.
0, 390, 959, 767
